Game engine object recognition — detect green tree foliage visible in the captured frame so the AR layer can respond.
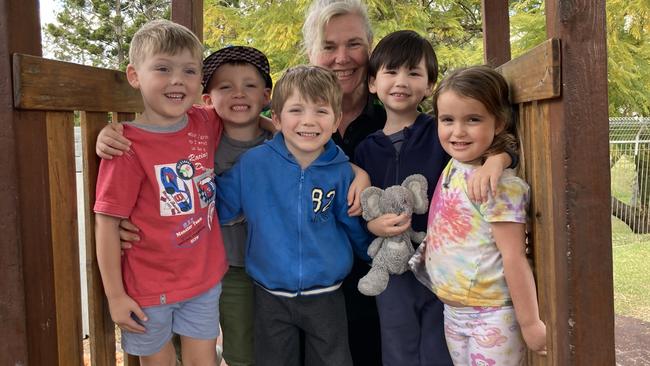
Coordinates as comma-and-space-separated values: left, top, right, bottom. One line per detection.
44, 1, 648, 115
203, 0, 485, 82
43, 0, 170, 70
605, 0, 650, 117
509, 0, 650, 117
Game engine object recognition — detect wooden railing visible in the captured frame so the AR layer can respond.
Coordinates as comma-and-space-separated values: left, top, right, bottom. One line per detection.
13, 53, 141, 366
498, 39, 562, 365
11, 38, 581, 366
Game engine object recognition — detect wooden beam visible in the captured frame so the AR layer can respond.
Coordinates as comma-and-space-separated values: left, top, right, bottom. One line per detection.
0, 1, 28, 364
481, 0, 511, 66
0, 0, 60, 364
171, 0, 204, 42
497, 38, 561, 104
47, 111, 84, 365
13, 54, 143, 112
545, 1, 615, 364
81, 111, 117, 366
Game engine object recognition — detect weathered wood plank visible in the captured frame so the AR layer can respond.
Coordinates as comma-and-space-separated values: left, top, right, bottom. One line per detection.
0, 0, 49, 363
12, 54, 143, 112
81, 111, 117, 366
113, 112, 140, 366
171, 0, 204, 42
482, 0, 511, 66
497, 39, 561, 104
519, 101, 565, 366
46, 111, 84, 366
545, 1, 614, 365
0, 1, 29, 365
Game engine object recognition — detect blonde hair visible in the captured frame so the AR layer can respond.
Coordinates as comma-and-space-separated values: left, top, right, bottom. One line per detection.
302, 0, 373, 58
433, 65, 519, 162
129, 19, 203, 66
271, 65, 343, 119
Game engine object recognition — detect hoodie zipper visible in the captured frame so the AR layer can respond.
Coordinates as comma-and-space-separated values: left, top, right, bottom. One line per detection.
298, 170, 305, 294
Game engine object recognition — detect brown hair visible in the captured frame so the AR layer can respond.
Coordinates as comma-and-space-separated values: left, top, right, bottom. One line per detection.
271, 65, 343, 119
433, 65, 518, 161
129, 19, 203, 67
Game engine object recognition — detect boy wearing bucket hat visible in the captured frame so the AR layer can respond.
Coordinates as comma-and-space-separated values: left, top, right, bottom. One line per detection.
201, 45, 274, 366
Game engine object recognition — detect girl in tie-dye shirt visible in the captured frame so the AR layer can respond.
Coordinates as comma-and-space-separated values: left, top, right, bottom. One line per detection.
410, 66, 547, 365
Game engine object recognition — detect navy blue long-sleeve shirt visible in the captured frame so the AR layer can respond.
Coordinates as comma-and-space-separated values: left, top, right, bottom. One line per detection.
354, 113, 450, 236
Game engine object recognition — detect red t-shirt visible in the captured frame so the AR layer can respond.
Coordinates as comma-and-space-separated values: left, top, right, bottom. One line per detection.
94, 105, 227, 307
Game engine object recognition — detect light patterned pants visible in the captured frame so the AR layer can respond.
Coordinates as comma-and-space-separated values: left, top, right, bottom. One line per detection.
443, 305, 525, 366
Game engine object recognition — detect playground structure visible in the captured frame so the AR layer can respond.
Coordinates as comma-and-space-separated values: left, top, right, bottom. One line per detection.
0, 1, 613, 365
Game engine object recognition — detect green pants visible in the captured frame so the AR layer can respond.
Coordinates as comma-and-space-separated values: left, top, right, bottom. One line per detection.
220, 266, 255, 366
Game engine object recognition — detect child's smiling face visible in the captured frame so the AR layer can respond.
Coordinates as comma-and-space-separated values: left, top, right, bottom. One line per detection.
272, 91, 340, 168
127, 49, 202, 126
436, 90, 503, 165
202, 63, 271, 128
368, 57, 433, 117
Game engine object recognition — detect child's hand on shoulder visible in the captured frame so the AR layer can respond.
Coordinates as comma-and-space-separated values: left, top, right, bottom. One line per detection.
367, 213, 411, 237
521, 319, 547, 356
96, 122, 131, 159
107, 293, 147, 334
348, 164, 371, 216
468, 153, 510, 202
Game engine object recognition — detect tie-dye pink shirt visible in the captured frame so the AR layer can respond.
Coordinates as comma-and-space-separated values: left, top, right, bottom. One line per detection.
419, 159, 529, 307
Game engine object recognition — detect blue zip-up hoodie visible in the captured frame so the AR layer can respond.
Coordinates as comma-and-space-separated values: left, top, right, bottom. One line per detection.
354, 113, 450, 235
216, 133, 371, 296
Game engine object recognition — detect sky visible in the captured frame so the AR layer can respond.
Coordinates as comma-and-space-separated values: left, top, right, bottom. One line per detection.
39, 0, 60, 26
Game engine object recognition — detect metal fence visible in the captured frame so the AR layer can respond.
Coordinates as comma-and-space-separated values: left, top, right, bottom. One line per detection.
610, 116, 650, 245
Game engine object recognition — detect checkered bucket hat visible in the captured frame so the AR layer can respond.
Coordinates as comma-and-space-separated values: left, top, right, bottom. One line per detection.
202, 45, 272, 93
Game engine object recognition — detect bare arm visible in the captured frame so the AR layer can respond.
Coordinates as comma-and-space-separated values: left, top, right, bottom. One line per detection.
348, 163, 371, 216
95, 122, 132, 159
259, 115, 276, 134
492, 222, 547, 354
95, 213, 147, 333
467, 152, 512, 202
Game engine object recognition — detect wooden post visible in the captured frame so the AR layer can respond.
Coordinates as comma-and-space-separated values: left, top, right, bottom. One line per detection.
481, 0, 511, 66
545, 0, 615, 364
171, 0, 204, 42
0, 0, 58, 365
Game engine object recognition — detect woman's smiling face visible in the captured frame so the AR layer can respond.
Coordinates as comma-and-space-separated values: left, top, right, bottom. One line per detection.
309, 13, 370, 98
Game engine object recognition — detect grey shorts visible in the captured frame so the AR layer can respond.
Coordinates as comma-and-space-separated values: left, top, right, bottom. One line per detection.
121, 283, 222, 356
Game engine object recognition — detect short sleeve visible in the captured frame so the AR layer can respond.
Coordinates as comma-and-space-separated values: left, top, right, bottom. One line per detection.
480, 175, 529, 224
94, 150, 145, 218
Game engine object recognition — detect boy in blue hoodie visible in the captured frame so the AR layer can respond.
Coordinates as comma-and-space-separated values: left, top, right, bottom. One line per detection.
216, 65, 370, 366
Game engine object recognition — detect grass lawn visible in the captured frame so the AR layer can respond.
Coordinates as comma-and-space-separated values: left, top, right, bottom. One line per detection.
612, 218, 650, 322
610, 154, 650, 321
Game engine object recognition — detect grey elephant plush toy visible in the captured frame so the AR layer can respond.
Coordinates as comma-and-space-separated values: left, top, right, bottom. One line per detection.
358, 174, 429, 296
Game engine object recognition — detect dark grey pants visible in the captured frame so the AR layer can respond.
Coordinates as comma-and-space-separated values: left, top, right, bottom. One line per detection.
254, 286, 352, 366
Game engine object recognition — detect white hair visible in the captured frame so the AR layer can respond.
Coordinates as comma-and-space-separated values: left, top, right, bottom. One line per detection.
302, 0, 373, 58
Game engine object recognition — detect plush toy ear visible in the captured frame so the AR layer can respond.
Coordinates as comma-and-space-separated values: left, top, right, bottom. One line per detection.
361, 187, 384, 221
402, 174, 429, 214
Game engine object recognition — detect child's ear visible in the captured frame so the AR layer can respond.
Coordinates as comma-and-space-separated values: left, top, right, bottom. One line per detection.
270, 111, 282, 131
424, 82, 435, 98
495, 118, 506, 135
126, 64, 140, 89
368, 76, 377, 94
263, 88, 271, 105
201, 93, 213, 106
332, 114, 342, 133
